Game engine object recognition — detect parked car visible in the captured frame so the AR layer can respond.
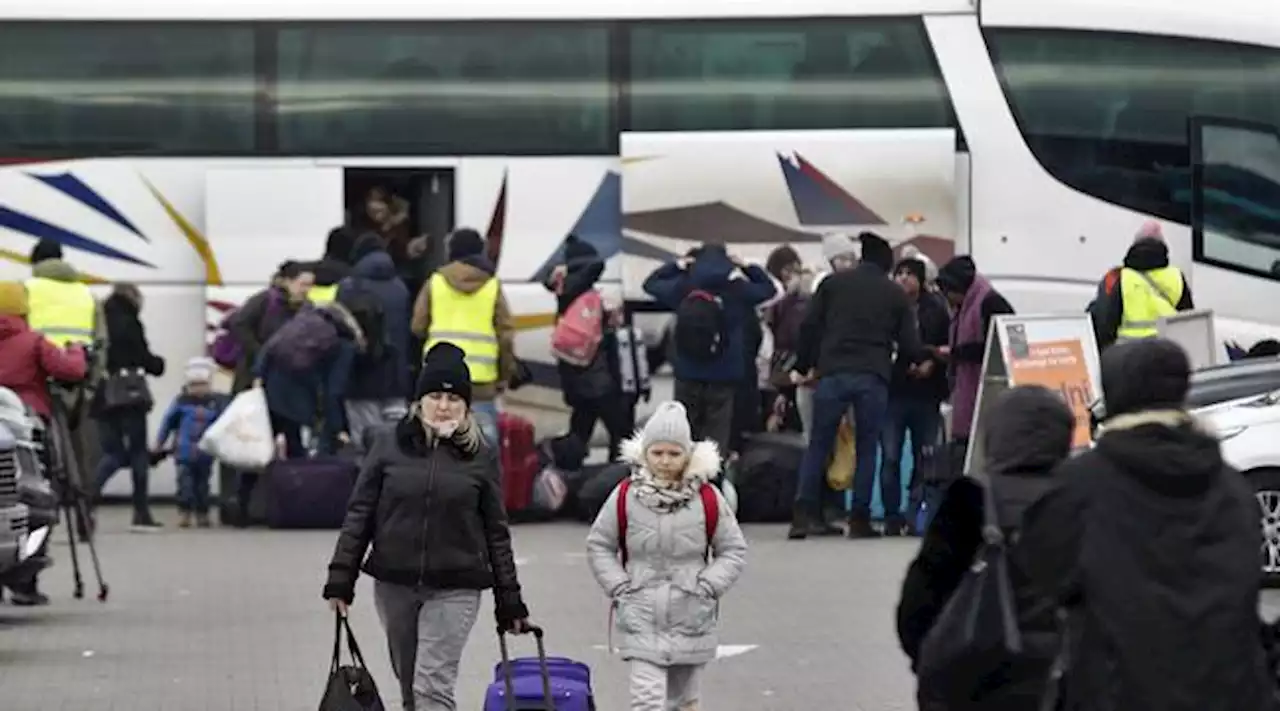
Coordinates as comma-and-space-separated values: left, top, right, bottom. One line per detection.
0, 388, 53, 587
0, 424, 28, 581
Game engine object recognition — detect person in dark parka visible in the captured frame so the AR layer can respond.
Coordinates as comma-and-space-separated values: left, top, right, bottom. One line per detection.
338, 231, 412, 445
1017, 339, 1278, 711
897, 385, 1073, 711
543, 235, 631, 460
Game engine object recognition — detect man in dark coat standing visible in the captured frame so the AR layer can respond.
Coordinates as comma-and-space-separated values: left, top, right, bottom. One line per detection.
1017, 339, 1278, 711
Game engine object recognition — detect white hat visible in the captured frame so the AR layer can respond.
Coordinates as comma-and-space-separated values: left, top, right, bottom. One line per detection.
641, 401, 693, 453
185, 356, 216, 384
821, 232, 859, 262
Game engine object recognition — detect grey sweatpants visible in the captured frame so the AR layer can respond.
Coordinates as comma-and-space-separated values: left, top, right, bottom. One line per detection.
629, 659, 703, 711
373, 581, 481, 711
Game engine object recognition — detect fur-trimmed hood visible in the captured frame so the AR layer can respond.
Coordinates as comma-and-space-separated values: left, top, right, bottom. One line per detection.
619, 434, 722, 484
1095, 408, 1224, 498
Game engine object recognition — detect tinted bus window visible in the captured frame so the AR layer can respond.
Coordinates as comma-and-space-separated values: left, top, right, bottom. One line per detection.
0, 24, 257, 156
276, 23, 614, 156
627, 19, 954, 133
987, 30, 1280, 226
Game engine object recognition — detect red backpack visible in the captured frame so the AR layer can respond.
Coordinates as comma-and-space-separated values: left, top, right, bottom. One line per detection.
616, 479, 720, 567
550, 289, 605, 367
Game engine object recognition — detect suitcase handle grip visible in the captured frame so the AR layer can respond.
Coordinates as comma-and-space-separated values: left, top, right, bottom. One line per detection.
497, 625, 555, 711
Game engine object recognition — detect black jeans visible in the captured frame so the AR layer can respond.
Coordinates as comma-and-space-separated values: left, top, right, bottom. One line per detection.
568, 395, 634, 462
93, 409, 152, 521
673, 379, 735, 459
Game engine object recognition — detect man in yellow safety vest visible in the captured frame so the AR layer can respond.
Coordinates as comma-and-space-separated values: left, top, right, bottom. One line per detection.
1093, 221, 1194, 349
26, 239, 100, 349
25, 238, 103, 529
410, 228, 515, 448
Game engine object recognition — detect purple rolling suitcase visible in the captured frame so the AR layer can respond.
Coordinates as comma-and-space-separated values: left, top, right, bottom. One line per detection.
265, 453, 358, 529
483, 626, 594, 711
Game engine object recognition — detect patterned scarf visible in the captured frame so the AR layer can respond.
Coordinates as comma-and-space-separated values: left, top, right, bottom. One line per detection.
629, 464, 707, 514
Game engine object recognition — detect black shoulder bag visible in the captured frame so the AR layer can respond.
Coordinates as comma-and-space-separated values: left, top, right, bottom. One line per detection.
101, 368, 152, 412
319, 612, 385, 711
916, 475, 1023, 703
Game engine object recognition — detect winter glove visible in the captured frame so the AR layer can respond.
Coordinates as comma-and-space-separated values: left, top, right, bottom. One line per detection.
322, 582, 355, 605
494, 589, 530, 632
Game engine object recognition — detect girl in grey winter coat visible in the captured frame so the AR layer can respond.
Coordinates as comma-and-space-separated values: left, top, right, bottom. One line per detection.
587, 401, 748, 711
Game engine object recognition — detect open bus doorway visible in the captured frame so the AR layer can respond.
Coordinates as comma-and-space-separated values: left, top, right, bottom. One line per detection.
343, 168, 455, 286
343, 168, 455, 381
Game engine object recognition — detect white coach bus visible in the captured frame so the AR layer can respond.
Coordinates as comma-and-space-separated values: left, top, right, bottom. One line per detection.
2, 0, 1277, 495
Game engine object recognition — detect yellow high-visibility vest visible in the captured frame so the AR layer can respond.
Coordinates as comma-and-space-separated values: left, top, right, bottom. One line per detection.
308, 284, 338, 305
1116, 266, 1185, 341
24, 277, 95, 346
424, 274, 500, 384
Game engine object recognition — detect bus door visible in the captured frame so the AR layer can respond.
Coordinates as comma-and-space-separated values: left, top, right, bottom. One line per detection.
1188, 117, 1280, 341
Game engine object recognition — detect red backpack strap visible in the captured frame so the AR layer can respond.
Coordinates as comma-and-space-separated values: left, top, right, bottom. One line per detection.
699, 484, 719, 561
616, 479, 631, 568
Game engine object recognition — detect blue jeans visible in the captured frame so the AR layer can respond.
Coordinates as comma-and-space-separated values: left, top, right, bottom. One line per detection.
471, 400, 500, 453
94, 410, 152, 519
177, 460, 214, 514
795, 373, 889, 518
879, 396, 942, 524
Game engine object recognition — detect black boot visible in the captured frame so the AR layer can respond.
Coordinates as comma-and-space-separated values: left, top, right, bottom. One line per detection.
882, 515, 907, 537
787, 505, 812, 540
846, 512, 882, 539
8, 580, 50, 606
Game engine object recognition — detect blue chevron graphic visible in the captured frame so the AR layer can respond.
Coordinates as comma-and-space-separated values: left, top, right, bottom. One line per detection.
0, 206, 152, 267
532, 172, 621, 282
30, 172, 146, 240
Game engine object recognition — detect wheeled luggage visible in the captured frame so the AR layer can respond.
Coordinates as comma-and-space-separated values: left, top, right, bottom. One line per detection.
483, 626, 593, 711
266, 452, 359, 529
499, 413, 540, 514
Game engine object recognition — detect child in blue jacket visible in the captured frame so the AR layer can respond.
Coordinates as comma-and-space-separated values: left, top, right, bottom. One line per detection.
154, 357, 229, 528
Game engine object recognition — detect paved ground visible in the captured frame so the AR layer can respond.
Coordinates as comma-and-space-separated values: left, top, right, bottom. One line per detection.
7, 507, 1280, 711
2, 506, 925, 711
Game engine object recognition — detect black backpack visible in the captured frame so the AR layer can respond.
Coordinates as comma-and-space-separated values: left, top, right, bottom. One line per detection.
674, 289, 728, 363
341, 281, 388, 363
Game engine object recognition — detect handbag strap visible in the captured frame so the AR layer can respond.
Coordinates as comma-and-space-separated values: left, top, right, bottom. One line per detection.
330, 611, 368, 672
975, 474, 1005, 547
1133, 269, 1177, 309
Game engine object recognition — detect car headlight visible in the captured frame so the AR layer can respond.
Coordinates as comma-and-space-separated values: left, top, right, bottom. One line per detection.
1216, 426, 1248, 441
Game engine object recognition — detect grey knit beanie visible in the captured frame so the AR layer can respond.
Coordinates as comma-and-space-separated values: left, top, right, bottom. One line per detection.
821, 232, 859, 263
641, 401, 693, 452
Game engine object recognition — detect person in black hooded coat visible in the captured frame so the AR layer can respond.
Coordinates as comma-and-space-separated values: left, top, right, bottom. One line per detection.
897, 385, 1073, 711
543, 235, 631, 461
338, 231, 411, 447
1017, 339, 1277, 711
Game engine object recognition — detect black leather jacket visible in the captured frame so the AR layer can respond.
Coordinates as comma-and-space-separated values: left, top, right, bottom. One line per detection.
323, 414, 529, 627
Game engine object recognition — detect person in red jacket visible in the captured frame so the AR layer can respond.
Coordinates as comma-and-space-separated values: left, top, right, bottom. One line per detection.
0, 281, 87, 418
0, 280, 86, 605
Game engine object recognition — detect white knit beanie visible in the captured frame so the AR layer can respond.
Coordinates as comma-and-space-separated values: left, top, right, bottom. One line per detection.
821, 232, 859, 262
641, 401, 693, 453
185, 356, 215, 384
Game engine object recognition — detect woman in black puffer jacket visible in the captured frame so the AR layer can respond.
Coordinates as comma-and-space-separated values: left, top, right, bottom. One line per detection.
323, 342, 532, 711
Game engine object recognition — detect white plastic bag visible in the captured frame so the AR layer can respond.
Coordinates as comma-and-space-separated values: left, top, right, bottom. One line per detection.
198, 388, 274, 470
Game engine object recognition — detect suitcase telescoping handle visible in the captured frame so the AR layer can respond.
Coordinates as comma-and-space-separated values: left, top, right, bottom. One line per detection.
497, 624, 554, 711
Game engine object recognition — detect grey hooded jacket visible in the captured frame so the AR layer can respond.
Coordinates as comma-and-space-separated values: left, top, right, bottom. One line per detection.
586, 436, 748, 667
